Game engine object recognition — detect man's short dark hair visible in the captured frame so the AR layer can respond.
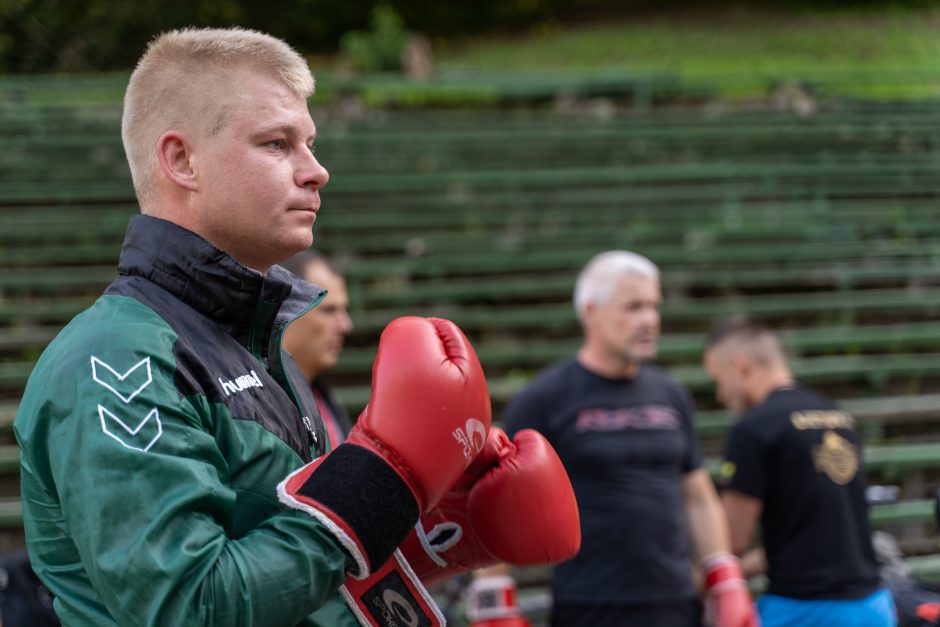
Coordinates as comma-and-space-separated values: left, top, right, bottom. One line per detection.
279, 250, 342, 280
704, 316, 777, 352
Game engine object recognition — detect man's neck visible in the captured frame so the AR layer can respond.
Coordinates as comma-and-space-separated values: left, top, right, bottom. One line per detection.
750, 368, 796, 407
295, 362, 317, 384
576, 346, 641, 380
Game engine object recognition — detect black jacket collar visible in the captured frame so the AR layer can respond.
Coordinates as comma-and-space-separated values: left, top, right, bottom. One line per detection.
117, 214, 324, 357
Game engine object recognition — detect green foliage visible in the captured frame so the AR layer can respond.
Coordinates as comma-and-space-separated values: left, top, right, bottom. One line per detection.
339, 5, 410, 72
1, 0, 939, 74
0, 0, 378, 73
358, 83, 502, 107
0, 0, 251, 72
436, 5, 940, 100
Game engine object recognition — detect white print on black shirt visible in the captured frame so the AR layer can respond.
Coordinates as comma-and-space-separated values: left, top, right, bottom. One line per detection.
575, 404, 680, 432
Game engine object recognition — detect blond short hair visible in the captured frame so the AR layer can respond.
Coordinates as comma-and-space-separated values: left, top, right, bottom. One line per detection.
121, 27, 315, 204
573, 250, 660, 321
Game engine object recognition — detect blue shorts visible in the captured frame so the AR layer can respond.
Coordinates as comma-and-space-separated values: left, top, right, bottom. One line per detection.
757, 588, 896, 627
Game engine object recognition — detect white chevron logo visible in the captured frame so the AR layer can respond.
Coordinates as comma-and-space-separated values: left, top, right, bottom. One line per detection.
98, 405, 163, 452
91, 356, 152, 404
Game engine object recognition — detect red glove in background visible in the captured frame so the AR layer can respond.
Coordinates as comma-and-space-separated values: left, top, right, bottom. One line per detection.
703, 553, 760, 627
467, 575, 532, 627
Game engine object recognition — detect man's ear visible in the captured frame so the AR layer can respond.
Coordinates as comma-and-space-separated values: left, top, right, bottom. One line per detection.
581, 302, 598, 328
156, 131, 199, 192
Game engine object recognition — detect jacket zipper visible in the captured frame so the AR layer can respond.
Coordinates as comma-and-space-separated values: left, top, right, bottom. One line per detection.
301, 415, 319, 450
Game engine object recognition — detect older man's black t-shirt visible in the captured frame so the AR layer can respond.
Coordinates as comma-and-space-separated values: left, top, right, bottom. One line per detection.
721, 385, 880, 600
503, 359, 702, 605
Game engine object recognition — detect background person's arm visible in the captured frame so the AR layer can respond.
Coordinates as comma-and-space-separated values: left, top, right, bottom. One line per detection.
684, 467, 732, 560
721, 489, 765, 576
683, 469, 758, 627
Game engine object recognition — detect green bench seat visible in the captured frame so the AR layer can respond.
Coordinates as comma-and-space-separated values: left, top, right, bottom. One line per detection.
351, 264, 940, 308
323, 321, 940, 375
697, 393, 940, 438
4, 195, 940, 234
2, 232, 936, 269
0, 483, 927, 535
5, 324, 940, 389
347, 288, 940, 336
3, 158, 940, 204
316, 352, 940, 414
4, 259, 937, 301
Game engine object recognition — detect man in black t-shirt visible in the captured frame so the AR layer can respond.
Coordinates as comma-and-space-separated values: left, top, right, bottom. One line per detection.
704, 317, 896, 627
479, 251, 757, 627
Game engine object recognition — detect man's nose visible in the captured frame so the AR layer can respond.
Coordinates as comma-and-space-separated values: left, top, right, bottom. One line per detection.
297, 149, 329, 189
641, 308, 660, 328
338, 310, 354, 334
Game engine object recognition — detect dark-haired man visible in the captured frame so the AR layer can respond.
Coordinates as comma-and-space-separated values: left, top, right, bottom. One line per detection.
704, 318, 896, 627
281, 251, 354, 447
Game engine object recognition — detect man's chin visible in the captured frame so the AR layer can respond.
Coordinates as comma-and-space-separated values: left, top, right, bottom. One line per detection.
318, 354, 341, 373
290, 226, 315, 250
633, 349, 658, 363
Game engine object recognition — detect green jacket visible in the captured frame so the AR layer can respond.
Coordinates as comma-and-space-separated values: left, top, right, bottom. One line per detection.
15, 215, 363, 626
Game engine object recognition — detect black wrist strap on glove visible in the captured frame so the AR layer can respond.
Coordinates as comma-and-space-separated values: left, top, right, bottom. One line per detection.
278, 444, 420, 578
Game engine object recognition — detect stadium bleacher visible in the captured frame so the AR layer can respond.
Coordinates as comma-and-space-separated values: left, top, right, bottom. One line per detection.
1, 75, 940, 609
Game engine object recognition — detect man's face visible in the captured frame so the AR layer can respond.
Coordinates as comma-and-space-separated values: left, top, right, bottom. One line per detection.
585, 274, 662, 366
703, 347, 750, 415
191, 70, 329, 272
283, 263, 353, 380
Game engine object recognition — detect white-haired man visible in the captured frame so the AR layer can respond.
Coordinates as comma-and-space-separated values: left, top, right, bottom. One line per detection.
14, 27, 499, 626
499, 251, 757, 627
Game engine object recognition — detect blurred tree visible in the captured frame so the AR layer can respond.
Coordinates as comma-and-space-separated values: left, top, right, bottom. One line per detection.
0, 0, 247, 72
340, 5, 410, 71
0, 0, 936, 73
0, 0, 376, 73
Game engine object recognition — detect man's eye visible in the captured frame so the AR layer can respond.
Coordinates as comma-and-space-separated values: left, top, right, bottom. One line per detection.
268, 140, 286, 150
307, 143, 316, 154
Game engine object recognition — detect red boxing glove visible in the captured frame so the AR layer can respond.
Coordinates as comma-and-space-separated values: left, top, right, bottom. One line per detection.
401, 427, 580, 584
279, 317, 491, 578
466, 575, 532, 627
703, 553, 760, 627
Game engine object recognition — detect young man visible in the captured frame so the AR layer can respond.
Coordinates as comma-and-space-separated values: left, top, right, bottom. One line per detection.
282, 251, 354, 447
704, 317, 896, 627
501, 250, 757, 627
13, 28, 497, 626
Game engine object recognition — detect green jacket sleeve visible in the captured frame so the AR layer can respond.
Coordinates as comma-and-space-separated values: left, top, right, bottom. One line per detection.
17, 298, 357, 627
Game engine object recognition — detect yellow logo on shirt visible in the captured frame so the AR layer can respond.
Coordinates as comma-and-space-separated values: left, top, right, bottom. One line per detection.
812, 430, 858, 485
791, 410, 854, 430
